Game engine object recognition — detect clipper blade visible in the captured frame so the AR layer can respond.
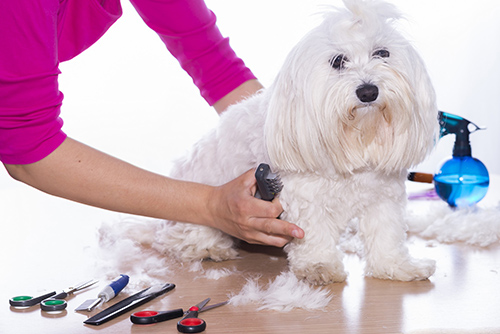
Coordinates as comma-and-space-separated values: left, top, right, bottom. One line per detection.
255, 163, 283, 201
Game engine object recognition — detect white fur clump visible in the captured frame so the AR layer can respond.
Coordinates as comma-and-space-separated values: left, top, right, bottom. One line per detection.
188, 261, 240, 280
150, 0, 439, 286
95, 219, 242, 285
202, 267, 239, 280
407, 202, 500, 247
94, 218, 172, 288
229, 271, 332, 311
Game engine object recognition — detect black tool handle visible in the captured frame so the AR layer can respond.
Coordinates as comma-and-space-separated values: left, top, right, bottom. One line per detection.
177, 309, 206, 333
84, 283, 175, 326
130, 308, 184, 324
51, 291, 68, 300
9, 291, 56, 307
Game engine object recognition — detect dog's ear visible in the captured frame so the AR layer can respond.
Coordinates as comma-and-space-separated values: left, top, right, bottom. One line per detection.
264, 43, 330, 173
398, 45, 440, 164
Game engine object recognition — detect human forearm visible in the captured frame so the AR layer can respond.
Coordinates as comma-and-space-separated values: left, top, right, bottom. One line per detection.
4, 137, 214, 224
4, 137, 304, 246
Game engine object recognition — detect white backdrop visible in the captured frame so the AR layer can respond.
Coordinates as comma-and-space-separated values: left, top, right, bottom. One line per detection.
20, 0, 500, 180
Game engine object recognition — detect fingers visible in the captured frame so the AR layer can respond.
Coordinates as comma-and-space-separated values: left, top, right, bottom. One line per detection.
237, 196, 304, 246
211, 168, 305, 247
248, 218, 304, 247
241, 168, 304, 244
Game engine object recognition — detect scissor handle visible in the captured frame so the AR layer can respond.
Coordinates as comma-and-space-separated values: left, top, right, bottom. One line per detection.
40, 299, 67, 312
51, 291, 69, 300
177, 307, 206, 333
130, 308, 184, 324
177, 317, 206, 333
9, 291, 56, 307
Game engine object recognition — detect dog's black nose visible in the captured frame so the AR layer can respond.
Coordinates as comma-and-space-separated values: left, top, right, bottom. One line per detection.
356, 84, 379, 103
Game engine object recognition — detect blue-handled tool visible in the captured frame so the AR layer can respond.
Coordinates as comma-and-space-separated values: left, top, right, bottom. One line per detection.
75, 274, 129, 312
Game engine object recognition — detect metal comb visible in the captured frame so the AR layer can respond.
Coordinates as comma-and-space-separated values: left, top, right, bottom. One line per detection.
254, 163, 283, 201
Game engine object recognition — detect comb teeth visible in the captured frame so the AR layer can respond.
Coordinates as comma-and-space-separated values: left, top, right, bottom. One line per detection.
266, 174, 283, 194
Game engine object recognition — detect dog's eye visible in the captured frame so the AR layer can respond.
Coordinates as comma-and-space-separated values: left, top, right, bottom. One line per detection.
373, 49, 390, 58
329, 54, 348, 70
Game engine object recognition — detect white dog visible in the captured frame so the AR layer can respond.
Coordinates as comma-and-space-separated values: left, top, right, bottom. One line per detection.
153, 0, 438, 285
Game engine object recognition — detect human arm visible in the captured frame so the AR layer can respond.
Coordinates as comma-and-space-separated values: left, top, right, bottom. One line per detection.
130, 0, 260, 112
213, 79, 263, 114
1, 1, 303, 246
3, 137, 303, 246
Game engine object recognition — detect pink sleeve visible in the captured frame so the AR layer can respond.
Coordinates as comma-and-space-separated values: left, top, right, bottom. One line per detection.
130, 0, 256, 105
0, 0, 66, 164
0, 0, 121, 164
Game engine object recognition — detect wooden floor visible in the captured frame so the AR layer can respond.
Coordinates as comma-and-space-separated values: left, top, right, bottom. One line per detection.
2, 174, 500, 334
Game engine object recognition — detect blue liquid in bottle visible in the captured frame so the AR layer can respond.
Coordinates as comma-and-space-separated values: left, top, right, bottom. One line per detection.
434, 156, 489, 207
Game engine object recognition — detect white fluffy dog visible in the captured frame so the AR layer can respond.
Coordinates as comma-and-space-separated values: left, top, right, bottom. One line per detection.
153, 0, 438, 285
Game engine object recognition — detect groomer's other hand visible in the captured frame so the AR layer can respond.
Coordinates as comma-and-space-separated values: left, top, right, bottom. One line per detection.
207, 169, 304, 247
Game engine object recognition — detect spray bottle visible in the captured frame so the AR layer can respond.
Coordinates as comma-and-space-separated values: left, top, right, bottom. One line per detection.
433, 111, 489, 207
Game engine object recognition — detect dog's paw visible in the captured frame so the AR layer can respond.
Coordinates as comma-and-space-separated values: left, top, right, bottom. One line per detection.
291, 262, 347, 285
368, 257, 436, 281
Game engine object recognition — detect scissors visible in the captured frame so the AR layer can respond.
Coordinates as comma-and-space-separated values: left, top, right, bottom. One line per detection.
10, 279, 98, 311
131, 298, 227, 333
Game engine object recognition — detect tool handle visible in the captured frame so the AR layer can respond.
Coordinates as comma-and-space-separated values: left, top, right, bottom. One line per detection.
9, 291, 56, 307
178, 316, 206, 333
84, 283, 175, 326
51, 291, 68, 300
41, 299, 67, 312
130, 308, 184, 324
255, 163, 282, 201
98, 274, 129, 302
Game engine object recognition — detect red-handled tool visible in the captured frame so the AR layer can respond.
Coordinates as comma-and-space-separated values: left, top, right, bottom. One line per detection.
177, 298, 211, 333
131, 308, 185, 324
130, 297, 227, 333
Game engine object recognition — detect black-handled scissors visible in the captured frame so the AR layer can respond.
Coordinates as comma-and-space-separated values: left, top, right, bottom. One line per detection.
130, 297, 227, 333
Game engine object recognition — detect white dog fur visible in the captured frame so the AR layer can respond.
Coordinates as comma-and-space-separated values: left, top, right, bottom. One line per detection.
151, 0, 439, 285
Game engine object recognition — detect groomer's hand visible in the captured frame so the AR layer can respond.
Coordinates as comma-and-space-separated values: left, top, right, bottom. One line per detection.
207, 169, 304, 247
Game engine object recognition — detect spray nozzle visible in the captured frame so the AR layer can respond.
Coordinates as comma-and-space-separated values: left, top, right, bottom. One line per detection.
438, 111, 485, 157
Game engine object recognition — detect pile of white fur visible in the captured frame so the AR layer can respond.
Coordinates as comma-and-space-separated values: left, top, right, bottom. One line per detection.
95, 218, 332, 311
92, 198, 500, 311
406, 200, 500, 247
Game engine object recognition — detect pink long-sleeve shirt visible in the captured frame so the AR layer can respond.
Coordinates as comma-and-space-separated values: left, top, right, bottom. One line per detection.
0, 0, 255, 164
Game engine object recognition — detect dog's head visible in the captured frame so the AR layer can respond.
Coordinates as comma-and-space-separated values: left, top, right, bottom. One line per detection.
265, 0, 438, 175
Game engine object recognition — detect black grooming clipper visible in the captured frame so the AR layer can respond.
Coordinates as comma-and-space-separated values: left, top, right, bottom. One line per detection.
254, 163, 283, 201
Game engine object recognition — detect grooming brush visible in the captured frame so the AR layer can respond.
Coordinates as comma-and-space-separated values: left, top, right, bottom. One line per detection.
254, 163, 283, 201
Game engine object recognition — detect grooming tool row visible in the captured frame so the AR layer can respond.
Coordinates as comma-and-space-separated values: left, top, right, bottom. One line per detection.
9, 276, 228, 332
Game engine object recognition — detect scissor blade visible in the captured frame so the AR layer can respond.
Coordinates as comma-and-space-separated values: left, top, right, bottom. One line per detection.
194, 298, 211, 310
68, 279, 99, 293
200, 300, 228, 313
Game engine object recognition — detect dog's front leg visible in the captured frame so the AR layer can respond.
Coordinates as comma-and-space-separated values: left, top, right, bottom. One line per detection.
359, 198, 436, 281
282, 184, 350, 285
